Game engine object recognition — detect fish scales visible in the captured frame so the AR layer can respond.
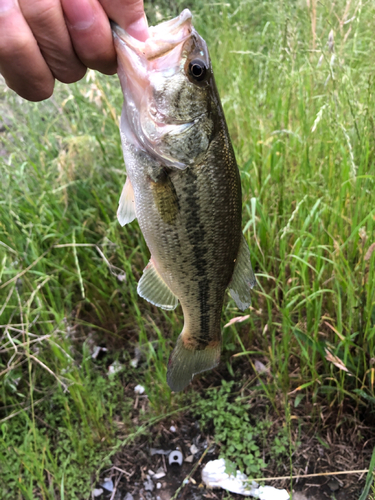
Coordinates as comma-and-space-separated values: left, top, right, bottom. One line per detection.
113, 9, 256, 391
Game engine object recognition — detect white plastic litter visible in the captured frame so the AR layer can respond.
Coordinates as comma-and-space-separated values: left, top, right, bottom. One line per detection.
150, 448, 171, 456
144, 475, 154, 491
134, 384, 145, 394
168, 450, 183, 466
202, 459, 289, 499
100, 478, 114, 492
153, 468, 166, 479
170, 425, 176, 432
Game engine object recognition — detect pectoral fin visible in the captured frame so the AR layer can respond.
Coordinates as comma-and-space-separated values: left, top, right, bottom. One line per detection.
117, 177, 136, 226
228, 235, 256, 311
137, 259, 179, 310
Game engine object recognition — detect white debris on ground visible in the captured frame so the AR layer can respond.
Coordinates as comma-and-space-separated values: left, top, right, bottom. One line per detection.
134, 384, 145, 394
108, 360, 123, 375
143, 475, 154, 491
92, 488, 103, 497
91, 345, 107, 359
150, 448, 171, 456
100, 478, 114, 492
168, 450, 183, 466
202, 458, 289, 499
190, 444, 199, 455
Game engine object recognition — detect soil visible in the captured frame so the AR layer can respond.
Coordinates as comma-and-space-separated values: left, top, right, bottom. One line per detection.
90, 356, 374, 500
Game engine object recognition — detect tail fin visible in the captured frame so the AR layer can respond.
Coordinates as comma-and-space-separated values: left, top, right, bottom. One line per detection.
167, 335, 221, 392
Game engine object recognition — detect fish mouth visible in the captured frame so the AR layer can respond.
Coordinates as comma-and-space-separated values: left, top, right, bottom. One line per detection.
112, 9, 194, 105
112, 10, 204, 168
112, 9, 193, 62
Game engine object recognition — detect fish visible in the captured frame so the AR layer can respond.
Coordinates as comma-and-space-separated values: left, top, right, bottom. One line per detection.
112, 9, 256, 392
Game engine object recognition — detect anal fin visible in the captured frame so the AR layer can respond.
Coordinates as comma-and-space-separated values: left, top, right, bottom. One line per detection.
228, 234, 256, 311
117, 177, 136, 226
137, 259, 178, 310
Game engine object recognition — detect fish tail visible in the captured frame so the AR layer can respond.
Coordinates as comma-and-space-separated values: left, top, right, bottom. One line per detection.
167, 334, 221, 392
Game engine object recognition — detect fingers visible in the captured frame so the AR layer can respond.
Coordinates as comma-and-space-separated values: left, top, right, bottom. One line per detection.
0, 0, 148, 102
19, 0, 87, 84
61, 0, 149, 75
61, 0, 118, 75
0, 0, 55, 101
99, 0, 149, 41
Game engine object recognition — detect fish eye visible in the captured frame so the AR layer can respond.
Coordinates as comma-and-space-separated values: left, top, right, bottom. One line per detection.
188, 59, 207, 82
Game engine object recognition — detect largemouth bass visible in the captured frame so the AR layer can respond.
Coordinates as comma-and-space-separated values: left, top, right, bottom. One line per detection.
112, 9, 255, 392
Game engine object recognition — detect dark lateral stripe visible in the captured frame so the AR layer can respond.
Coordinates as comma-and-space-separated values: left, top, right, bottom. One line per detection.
183, 170, 213, 346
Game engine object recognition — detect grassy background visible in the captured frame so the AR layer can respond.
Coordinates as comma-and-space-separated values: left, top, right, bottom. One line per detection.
1, 0, 375, 498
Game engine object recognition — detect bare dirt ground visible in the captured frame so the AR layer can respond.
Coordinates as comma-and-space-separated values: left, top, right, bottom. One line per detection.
91, 359, 374, 500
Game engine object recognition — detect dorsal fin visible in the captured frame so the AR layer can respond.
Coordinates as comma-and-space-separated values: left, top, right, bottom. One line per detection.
137, 259, 179, 310
228, 235, 256, 311
117, 177, 136, 226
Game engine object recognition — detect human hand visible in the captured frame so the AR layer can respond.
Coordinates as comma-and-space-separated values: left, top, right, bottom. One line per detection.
0, 0, 148, 101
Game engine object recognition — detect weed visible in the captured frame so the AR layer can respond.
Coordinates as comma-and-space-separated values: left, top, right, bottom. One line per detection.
193, 380, 290, 477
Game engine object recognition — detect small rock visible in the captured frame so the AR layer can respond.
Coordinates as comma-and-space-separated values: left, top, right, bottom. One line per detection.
92, 488, 103, 497
101, 479, 114, 492
328, 479, 340, 492
185, 455, 194, 463
123, 494, 134, 500
170, 425, 176, 432
157, 482, 162, 489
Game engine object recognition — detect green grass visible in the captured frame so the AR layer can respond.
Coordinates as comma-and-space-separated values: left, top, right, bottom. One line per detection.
1, 0, 375, 498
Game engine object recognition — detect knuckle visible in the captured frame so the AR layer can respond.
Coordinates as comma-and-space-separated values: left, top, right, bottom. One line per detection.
0, 33, 30, 59
19, 0, 57, 23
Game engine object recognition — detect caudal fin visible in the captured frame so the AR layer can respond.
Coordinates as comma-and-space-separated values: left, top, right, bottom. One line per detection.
167, 335, 221, 392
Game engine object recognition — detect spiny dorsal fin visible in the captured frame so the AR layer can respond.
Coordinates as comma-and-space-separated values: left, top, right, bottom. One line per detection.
228, 234, 256, 311
137, 259, 178, 310
117, 177, 136, 226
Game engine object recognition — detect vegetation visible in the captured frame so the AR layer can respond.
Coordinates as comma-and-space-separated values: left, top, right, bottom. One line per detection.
192, 380, 290, 476
1, 0, 375, 498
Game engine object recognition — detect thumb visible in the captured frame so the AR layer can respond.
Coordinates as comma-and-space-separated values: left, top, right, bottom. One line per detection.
99, 0, 148, 41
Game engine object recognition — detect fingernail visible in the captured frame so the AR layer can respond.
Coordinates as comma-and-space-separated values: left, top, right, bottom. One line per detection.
0, 0, 15, 14
63, 0, 95, 30
126, 14, 149, 42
